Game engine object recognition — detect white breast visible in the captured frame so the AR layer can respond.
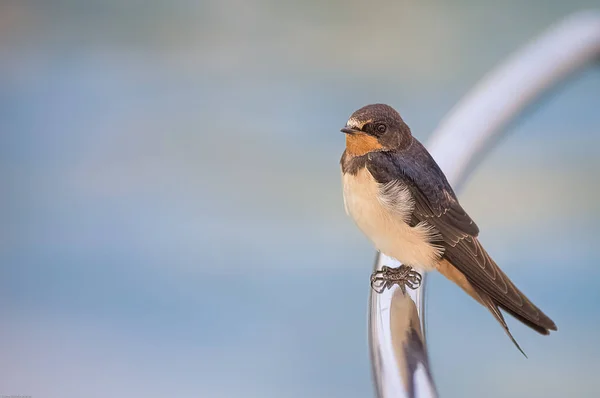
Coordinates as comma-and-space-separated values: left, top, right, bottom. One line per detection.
342, 168, 442, 271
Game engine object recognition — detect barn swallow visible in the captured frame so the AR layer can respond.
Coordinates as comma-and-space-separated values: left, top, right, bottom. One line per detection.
340, 103, 557, 354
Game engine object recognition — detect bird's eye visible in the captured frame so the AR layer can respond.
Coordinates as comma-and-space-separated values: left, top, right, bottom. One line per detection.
376, 123, 387, 134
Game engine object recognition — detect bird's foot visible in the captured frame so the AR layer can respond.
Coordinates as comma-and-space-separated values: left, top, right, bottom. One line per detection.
370, 265, 422, 294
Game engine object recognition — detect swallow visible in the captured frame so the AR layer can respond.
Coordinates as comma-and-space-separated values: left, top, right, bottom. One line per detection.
340, 103, 557, 354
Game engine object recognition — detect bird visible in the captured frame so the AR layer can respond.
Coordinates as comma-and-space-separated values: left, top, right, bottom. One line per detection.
340, 103, 557, 354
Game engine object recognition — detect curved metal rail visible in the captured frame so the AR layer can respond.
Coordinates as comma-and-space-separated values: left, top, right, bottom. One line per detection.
368, 10, 600, 398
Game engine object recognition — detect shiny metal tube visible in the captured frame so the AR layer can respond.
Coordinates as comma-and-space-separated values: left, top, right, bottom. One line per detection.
368, 10, 600, 398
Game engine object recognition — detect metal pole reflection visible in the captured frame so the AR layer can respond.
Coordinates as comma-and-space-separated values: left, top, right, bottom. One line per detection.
368, 10, 600, 398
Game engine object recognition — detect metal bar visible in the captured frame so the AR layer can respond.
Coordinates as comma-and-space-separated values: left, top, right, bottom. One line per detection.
368, 10, 600, 398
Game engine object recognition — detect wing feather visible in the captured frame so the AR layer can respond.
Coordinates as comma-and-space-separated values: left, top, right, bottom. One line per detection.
366, 142, 557, 335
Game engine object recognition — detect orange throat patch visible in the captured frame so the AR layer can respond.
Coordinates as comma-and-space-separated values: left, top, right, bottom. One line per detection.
345, 133, 384, 156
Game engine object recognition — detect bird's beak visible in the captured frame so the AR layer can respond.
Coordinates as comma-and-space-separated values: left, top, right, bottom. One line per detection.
341, 127, 361, 135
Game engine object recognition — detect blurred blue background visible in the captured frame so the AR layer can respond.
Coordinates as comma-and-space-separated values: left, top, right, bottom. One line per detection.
1, 1, 599, 397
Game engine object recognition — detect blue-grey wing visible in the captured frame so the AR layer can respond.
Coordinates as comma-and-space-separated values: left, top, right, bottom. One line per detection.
366, 141, 556, 334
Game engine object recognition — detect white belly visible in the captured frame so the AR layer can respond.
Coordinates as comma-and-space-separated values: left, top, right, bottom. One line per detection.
342, 168, 442, 270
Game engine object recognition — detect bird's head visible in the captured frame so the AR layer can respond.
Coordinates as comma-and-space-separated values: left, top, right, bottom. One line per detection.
341, 104, 412, 156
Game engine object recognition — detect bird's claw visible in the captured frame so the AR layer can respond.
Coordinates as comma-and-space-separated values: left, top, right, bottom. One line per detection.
370, 265, 422, 294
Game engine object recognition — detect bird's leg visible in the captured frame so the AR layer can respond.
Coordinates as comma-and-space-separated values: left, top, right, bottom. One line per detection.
370, 264, 422, 294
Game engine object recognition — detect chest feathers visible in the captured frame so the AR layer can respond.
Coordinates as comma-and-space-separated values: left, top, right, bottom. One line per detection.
342, 167, 443, 270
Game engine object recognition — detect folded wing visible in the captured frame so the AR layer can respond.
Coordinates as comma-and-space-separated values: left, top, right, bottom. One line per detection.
366, 143, 557, 336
